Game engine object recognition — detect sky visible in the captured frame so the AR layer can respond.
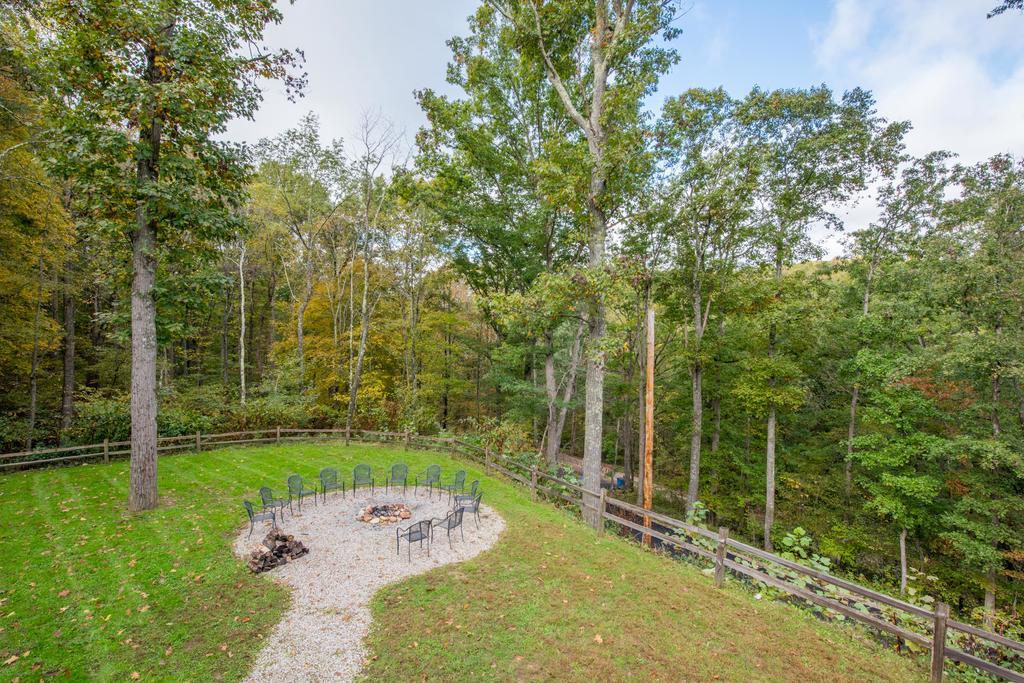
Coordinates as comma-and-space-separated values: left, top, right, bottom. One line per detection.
225, 0, 1024, 254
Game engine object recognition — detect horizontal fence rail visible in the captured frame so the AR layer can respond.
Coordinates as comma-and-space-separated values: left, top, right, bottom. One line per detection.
1, 429, 1022, 681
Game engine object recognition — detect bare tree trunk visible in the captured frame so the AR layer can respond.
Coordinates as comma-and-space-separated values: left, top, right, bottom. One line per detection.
622, 403, 634, 488
27, 258, 44, 450
544, 321, 585, 467
764, 250, 783, 551
220, 282, 230, 385
346, 252, 375, 435
61, 266, 76, 443
581, 295, 606, 525
543, 337, 558, 467
765, 404, 776, 552
984, 565, 997, 629
238, 245, 247, 405
296, 282, 310, 389
899, 528, 908, 595
846, 386, 858, 496
687, 281, 706, 512
709, 317, 723, 455
128, 43, 163, 512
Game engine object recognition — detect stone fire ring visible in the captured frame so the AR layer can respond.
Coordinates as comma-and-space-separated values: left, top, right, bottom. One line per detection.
234, 490, 505, 682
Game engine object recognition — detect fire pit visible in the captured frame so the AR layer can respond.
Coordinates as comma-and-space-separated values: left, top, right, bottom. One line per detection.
356, 503, 412, 525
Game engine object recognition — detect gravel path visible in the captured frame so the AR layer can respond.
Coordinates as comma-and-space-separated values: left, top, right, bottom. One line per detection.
233, 488, 505, 682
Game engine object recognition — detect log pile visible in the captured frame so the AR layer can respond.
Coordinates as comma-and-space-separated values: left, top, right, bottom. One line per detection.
247, 530, 308, 573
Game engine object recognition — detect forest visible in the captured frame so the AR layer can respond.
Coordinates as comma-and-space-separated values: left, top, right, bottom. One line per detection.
1, 0, 1022, 640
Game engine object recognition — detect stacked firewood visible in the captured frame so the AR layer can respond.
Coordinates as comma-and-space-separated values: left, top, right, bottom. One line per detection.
247, 530, 308, 573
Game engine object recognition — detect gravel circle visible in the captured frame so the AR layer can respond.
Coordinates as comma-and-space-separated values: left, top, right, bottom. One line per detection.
233, 487, 505, 682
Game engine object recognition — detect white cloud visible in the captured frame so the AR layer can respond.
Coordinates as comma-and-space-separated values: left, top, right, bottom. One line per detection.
815, 0, 1024, 164
813, 0, 880, 66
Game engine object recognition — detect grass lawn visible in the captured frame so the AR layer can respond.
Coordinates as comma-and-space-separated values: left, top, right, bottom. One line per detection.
0, 442, 923, 681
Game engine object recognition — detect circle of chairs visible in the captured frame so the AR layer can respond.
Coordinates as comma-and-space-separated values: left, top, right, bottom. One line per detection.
243, 462, 483, 561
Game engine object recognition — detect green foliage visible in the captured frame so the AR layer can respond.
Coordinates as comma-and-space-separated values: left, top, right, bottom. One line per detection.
779, 526, 833, 573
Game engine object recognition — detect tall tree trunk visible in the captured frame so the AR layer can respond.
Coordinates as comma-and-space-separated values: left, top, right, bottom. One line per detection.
238, 246, 246, 405
543, 337, 558, 466
128, 44, 163, 512
764, 251, 782, 552
296, 283, 310, 389
847, 261, 876, 497
687, 279, 706, 512
846, 386, 858, 496
688, 361, 702, 510
346, 252, 375, 435
61, 265, 76, 444
544, 321, 585, 467
580, 199, 607, 524
622, 404, 634, 488
27, 258, 44, 451
220, 283, 230, 385
899, 528, 908, 595
710, 316, 724, 455
765, 404, 776, 552
984, 565, 997, 629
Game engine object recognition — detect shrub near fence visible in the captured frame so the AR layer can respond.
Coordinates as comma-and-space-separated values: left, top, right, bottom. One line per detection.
1, 429, 1022, 682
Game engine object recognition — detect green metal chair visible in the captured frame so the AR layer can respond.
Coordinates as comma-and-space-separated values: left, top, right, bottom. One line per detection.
386, 463, 409, 494
352, 463, 374, 495
432, 507, 465, 548
416, 464, 441, 498
319, 467, 345, 502
259, 486, 287, 520
455, 491, 483, 528
244, 500, 276, 539
440, 469, 467, 503
287, 474, 317, 513
396, 519, 431, 560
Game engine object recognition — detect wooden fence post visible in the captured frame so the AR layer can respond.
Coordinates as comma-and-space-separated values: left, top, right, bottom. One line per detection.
596, 489, 607, 534
276, 426, 281, 444
195, 431, 201, 451
485, 448, 492, 471
102, 438, 109, 464
345, 425, 350, 446
405, 431, 411, 450
714, 527, 729, 588
930, 602, 949, 683
530, 466, 538, 500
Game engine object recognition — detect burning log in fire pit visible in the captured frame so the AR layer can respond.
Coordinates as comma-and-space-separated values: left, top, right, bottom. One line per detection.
356, 503, 412, 524
248, 530, 308, 573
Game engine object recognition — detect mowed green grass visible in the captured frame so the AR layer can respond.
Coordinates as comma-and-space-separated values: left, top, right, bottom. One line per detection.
0, 442, 922, 682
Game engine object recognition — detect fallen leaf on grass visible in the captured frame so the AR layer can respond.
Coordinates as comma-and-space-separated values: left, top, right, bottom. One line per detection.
593, 634, 603, 644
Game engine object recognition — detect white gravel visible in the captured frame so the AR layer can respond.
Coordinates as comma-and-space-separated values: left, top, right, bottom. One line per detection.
233, 486, 505, 682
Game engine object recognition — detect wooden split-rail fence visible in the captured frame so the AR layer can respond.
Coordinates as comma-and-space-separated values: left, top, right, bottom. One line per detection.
2, 427, 1022, 682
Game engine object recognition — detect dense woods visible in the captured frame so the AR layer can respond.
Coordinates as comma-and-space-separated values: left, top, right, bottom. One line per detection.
1, 0, 1022, 638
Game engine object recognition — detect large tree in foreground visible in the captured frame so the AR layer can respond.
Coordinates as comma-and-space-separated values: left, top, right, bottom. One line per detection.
39, 0, 303, 510
490, 0, 679, 522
